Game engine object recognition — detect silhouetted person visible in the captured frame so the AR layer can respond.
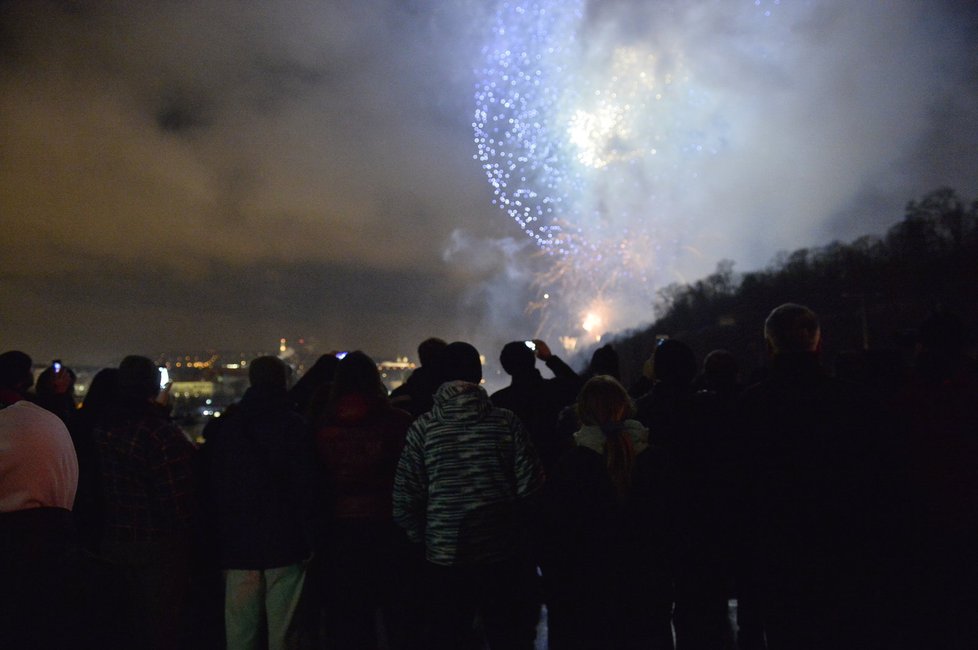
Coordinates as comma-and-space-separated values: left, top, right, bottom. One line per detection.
390, 337, 447, 419
93, 355, 197, 650
393, 341, 544, 650
68, 367, 119, 552
289, 353, 340, 426
0, 349, 34, 407
537, 375, 675, 650
693, 349, 740, 400
0, 389, 81, 648
634, 339, 698, 451
492, 339, 581, 475
314, 350, 412, 650
202, 355, 321, 650
736, 303, 879, 650
555, 343, 622, 440
34, 362, 77, 424
635, 339, 734, 650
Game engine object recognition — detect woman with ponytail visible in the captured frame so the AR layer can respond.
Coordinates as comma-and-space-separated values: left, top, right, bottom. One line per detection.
536, 375, 676, 650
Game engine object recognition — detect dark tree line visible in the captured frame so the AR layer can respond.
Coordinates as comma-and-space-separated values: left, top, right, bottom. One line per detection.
604, 187, 978, 388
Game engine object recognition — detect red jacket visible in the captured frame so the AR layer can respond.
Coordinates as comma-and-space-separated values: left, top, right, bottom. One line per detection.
315, 394, 410, 520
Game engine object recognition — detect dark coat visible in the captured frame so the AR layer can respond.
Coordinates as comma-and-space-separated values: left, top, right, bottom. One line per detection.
491, 356, 581, 475
389, 365, 441, 419
535, 430, 676, 650
735, 352, 880, 649
203, 385, 322, 570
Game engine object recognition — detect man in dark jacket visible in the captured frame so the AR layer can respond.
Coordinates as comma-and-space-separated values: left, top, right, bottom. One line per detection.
203, 355, 321, 650
94, 355, 197, 650
736, 303, 879, 650
389, 337, 447, 419
491, 339, 580, 474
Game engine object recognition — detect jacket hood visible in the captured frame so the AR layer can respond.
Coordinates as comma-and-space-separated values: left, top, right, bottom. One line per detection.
574, 419, 650, 455
431, 380, 493, 423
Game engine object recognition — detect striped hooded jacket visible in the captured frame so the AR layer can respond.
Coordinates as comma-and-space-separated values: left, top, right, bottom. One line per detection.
393, 380, 543, 566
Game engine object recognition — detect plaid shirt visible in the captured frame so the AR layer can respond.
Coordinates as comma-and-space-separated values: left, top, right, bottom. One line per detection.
95, 412, 196, 541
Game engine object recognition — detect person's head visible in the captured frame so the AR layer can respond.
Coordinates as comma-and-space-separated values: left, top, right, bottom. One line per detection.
418, 338, 448, 367
118, 355, 161, 403
702, 349, 739, 391
330, 351, 387, 401
586, 344, 620, 380
652, 339, 697, 386
576, 375, 635, 426
82, 368, 120, 415
297, 354, 340, 389
249, 355, 290, 390
0, 350, 34, 394
764, 303, 821, 355
576, 375, 638, 500
499, 341, 536, 376
35, 364, 77, 398
440, 341, 483, 384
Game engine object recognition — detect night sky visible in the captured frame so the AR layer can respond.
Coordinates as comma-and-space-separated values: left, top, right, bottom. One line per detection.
2, 0, 977, 367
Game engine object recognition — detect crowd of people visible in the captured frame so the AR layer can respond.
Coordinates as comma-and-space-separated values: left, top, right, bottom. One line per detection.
1, 301, 977, 650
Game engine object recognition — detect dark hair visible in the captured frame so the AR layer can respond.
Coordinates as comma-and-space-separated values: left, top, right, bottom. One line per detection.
249, 355, 290, 389
764, 303, 820, 353
702, 349, 738, 390
440, 341, 483, 384
418, 338, 448, 367
653, 339, 697, 385
0, 350, 33, 391
329, 351, 387, 402
576, 375, 636, 499
290, 354, 340, 416
499, 341, 535, 376
585, 343, 620, 380
78, 368, 120, 427
118, 355, 161, 402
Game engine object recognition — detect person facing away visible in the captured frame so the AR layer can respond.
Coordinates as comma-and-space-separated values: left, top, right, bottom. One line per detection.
393, 341, 544, 650
201, 355, 322, 650
289, 352, 340, 426
313, 350, 412, 650
536, 375, 677, 650
735, 303, 880, 650
0, 380, 83, 648
67, 367, 119, 552
92, 355, 197, 650
33, 362, 77, 424
491, 339, 581, 475
554, 343, 622, 442
0, 349, 34, 408
389, 337, 448, 419
635, 340, 739, 650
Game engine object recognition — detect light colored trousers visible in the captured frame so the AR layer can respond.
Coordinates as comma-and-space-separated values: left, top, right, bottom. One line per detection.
225, 563, 307, 650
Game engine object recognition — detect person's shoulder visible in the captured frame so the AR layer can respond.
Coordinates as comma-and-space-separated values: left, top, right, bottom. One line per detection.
487, 403, 522, 427
0, 400, 70, 440
3, 399, 63, 422
385, 404, 414, 428
490, 384, 514, 402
